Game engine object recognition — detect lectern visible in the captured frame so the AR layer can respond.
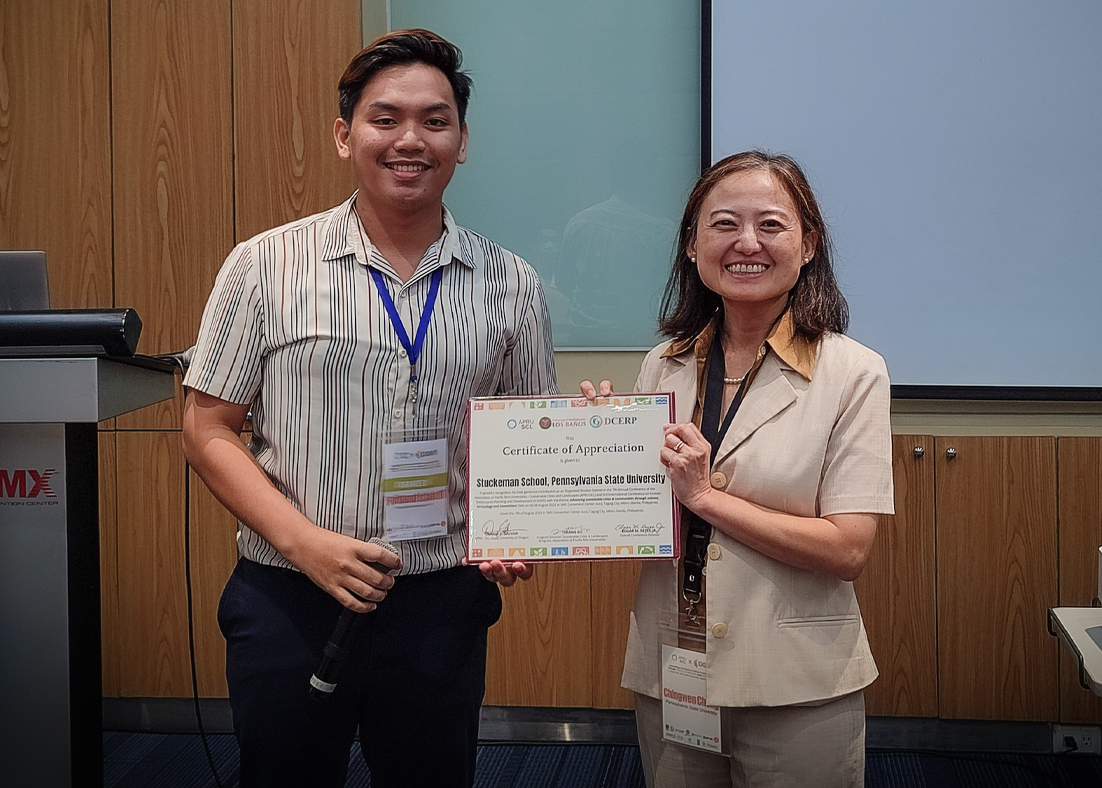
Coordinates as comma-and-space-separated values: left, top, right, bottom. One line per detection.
0, 356, 175, 787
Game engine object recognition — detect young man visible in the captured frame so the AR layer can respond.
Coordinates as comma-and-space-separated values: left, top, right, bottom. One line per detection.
182, 29, 555, 787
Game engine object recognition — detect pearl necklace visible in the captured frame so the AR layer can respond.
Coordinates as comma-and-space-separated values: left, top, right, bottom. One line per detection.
722, 344, 767, 385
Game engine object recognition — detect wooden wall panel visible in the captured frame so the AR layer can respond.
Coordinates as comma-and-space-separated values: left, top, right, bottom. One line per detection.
936, 437, 1059, 721
116, 431, 190, 696
591, 561, 639, 709
112, 0, 233, 430
232, 0, 359, 242
0, 0, 112, 309
99, 432, 119, 696
1056, 437, 1102, 722
188, 465, 240, 696
856, 435, 937, 717
485, 563, 592, 706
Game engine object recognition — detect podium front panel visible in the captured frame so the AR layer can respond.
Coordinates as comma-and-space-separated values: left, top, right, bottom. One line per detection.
0, 423, 72, 786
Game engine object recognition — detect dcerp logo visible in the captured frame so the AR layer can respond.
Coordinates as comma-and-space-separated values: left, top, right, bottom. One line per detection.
0, 468, 57, 499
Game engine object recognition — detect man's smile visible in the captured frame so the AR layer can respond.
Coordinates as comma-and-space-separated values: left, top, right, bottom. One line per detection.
384, 161, 430, 172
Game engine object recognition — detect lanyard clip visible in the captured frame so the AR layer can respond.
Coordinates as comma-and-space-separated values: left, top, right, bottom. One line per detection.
682, 590, 703, 630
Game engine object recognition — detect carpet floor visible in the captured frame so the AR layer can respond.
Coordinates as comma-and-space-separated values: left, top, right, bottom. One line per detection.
103, 732, 1102, 787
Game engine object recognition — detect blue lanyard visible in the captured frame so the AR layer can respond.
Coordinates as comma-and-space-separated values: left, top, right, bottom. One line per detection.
370, 266, 443, 405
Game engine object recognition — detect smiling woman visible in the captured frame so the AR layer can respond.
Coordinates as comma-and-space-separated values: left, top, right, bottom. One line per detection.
608, 150, 895, 787
662, 151, 847, 354
689, 168, 815, 355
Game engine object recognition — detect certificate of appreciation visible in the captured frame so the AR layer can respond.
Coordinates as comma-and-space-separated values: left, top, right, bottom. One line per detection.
466, 394, 678, 561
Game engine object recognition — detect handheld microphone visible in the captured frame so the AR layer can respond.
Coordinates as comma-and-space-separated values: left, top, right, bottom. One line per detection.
308, 536, 399, 701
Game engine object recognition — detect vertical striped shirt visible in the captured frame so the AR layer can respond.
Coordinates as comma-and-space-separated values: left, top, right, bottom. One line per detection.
184, 194, 558, 574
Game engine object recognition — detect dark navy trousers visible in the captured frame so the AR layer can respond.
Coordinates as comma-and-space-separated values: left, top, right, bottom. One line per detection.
217, 558, 502, 788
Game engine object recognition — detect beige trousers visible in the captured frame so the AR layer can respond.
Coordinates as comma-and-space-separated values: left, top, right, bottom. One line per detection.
634, 691, 865, 788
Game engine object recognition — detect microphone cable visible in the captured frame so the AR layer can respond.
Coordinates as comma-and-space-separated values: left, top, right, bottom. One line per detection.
159, 348, 224, 788
183, 459, 225, 788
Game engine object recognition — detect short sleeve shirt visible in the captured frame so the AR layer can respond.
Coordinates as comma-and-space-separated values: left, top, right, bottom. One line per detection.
184, 194, 558, 574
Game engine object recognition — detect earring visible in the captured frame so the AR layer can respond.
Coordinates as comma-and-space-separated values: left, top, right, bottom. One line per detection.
689, 255, 696, 263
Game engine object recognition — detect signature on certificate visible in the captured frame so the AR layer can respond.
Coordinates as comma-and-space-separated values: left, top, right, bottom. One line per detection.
616, 522, 664, 535
482, 519, 525, 538
550, 525, 591, 537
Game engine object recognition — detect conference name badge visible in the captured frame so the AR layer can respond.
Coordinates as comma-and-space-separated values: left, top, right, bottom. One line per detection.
661, 645, 721, 753
382, 432, 449, 542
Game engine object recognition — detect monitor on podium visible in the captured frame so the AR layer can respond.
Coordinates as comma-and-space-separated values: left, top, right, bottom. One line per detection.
0, 250, 50, 311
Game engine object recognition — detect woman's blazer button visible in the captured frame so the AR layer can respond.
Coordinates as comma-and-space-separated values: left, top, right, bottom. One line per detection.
709, 471, 727, 488
710, 622, 729, 639
707, 543, 722, 561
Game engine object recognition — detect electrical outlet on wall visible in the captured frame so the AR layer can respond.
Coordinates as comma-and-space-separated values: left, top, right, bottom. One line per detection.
1053, 724, 1102, 755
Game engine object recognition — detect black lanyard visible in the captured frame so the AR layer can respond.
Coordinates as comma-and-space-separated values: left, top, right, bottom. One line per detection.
682, 332, 763, 603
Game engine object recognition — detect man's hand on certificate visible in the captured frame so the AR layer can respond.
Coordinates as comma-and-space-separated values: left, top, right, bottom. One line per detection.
465, 557, 533, 586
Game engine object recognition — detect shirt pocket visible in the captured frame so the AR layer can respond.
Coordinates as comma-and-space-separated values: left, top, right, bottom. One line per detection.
775, 614, 859, 628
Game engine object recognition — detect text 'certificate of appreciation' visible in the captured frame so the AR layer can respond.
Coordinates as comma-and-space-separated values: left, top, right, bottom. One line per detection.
466, 394, 678, 562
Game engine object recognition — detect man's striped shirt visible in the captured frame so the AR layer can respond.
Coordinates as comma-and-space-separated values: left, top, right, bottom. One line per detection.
184, 194, 558, 574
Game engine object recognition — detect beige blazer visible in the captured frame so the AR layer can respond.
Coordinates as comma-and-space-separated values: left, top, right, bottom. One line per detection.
621, 330, 895, 707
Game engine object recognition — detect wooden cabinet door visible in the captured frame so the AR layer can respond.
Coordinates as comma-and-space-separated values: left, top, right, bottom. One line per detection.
1056, 437, 1102, 723
936, 437, 1059, 721
484, 562, 593, 707
591, 561, 640, 709
856, 435, 937, 716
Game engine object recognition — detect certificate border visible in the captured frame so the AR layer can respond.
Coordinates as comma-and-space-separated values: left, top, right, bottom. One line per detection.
465, 392, 679, 563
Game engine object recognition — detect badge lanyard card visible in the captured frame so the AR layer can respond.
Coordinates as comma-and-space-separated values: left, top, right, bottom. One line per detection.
659, 334, 765, 756
372, 264, 449, 542
659, 627, 727, 755
382, 421, 450, 543
659, 581, 730, 755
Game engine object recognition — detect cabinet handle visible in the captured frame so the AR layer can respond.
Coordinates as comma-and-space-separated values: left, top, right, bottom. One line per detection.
913, 446, 924, 458
945, 447, 957, 460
